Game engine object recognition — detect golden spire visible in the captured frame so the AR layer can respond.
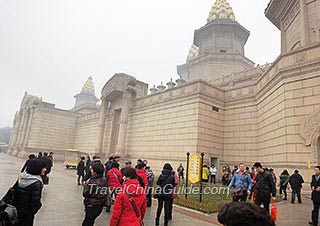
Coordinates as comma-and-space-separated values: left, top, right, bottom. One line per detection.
81, 76, 95, 95
207, 0, 236, 23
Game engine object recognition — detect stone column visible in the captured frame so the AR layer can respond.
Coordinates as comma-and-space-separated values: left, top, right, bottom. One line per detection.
19, 110, 30, 149
10, 113, 20, 147
23, 107, 34, 149
95, 98, 108, 155
300, 0, 310, 46
16, 111, 26, 148
116, 91, 131, 156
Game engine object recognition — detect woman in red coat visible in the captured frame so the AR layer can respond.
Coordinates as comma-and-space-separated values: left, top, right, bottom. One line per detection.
107, 162, 122, 200
136, 163, 148, 191
110, 167, 147, 226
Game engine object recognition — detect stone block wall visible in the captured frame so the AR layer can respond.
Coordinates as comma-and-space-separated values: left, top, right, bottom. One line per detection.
27, 107, 79, 152
74, 111, 100, 153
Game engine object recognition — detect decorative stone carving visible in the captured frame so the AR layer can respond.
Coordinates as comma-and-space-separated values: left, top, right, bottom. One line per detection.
102, 73, 137, 100
157, 82, 166, 92
176, 78, 186, 86
167, 79, 176, 89
150, 85, 158, 94
300, 108, 320, 145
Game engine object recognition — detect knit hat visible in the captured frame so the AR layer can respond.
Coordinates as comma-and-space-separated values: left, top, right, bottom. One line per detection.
26, 159, 46, 175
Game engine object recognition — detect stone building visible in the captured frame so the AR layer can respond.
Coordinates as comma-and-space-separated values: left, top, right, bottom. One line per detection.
9, 0, 320, 176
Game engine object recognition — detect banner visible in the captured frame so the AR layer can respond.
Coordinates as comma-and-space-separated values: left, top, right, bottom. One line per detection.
188, 154, 201, 184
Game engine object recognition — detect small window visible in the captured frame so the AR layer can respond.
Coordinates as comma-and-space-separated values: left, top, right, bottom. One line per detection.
212, 106, 219, 112
220, 49, 227, 53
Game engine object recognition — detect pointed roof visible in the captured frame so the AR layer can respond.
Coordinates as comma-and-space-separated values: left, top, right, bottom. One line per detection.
81, 76, 95, 95
207, 0, 236, 23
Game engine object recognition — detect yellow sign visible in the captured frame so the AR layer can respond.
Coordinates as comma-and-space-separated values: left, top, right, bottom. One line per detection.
188, 154, 201, 184
308, 159, 311, 169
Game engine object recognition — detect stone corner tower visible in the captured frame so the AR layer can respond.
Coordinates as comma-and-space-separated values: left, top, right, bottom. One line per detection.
177, 0, 255, 84
74, 76, 99, 109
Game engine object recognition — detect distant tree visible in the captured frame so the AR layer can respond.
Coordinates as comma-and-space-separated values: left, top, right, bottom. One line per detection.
0, 127, 12, 144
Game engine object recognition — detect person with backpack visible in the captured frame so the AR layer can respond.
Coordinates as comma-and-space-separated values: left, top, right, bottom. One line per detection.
253, 162, 276, 213
279, 170, 290, 200
289, 169, 304, 204
110, 167, 146, 226
228, 163, 252, 202
13, 159, 46, 226
82, 162, 108, 226
155, 163, 175, 226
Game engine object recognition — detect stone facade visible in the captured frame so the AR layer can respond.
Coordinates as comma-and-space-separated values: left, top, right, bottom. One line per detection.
8, 0, 320, 176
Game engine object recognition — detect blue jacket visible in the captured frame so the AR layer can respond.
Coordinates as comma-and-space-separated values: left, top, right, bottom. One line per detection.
228, 173, 252, 191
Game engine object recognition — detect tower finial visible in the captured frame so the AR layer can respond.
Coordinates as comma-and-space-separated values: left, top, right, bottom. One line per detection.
207, 0, 236, 23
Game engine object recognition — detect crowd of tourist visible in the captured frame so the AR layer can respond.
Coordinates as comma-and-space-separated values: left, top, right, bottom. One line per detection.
3, 152, 320, 226
75, 154, 180, 226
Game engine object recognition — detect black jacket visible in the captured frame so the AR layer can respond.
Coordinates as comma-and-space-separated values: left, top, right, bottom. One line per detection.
255, 170, 276, 197
83, 174, 108, 206
13, 173, 43, 215
156, 169, 175, 199
289, 173, 304, 189
311, 174, 320, 202
77, 160, 85, 175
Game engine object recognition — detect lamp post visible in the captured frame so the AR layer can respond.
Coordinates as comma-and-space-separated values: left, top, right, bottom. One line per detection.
185, 152, 190, 199
199, 152, 205, 203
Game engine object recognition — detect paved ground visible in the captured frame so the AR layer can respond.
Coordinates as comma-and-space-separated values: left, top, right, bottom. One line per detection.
0, 153, 314, 226
0, 153, 216, 226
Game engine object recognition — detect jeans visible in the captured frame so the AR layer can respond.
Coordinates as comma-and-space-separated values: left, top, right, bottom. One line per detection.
291, 187, 302, 203
255, 192, 271, 213
156, 197, 171, 226
312, 201, 320, 225
279, 184, 287, 199
82, 205, 103, 226
78, 173, 84, 185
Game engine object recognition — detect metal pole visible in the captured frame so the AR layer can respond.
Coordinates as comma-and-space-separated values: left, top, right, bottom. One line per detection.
185, 152, 190, 199
199, 152, 204, 203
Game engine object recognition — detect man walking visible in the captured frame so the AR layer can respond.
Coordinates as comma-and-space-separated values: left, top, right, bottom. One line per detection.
289, 169, 304, 204
309, 166, 320, 226
228, 163, 252, 202
253, 162, 276, 213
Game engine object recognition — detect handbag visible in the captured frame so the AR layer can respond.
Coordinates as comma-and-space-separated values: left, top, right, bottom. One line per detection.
124, 190, 144, 226
271, 200, 277, 221
233, 174, 246, 198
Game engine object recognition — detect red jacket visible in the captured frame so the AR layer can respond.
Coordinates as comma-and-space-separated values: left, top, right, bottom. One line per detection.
107, 168, 122, 189
110, 179, 147, 226
136, 169, 148, 190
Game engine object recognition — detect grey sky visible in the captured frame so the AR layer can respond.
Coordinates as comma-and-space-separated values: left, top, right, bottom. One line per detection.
0, 0, 280, 128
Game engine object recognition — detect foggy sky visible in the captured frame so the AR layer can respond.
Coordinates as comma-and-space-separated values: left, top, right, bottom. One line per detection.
0, 0, 280, 128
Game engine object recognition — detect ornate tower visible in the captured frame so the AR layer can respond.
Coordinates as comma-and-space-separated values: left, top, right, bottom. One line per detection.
177, 0, 255, 84
74, 76, 99, 109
